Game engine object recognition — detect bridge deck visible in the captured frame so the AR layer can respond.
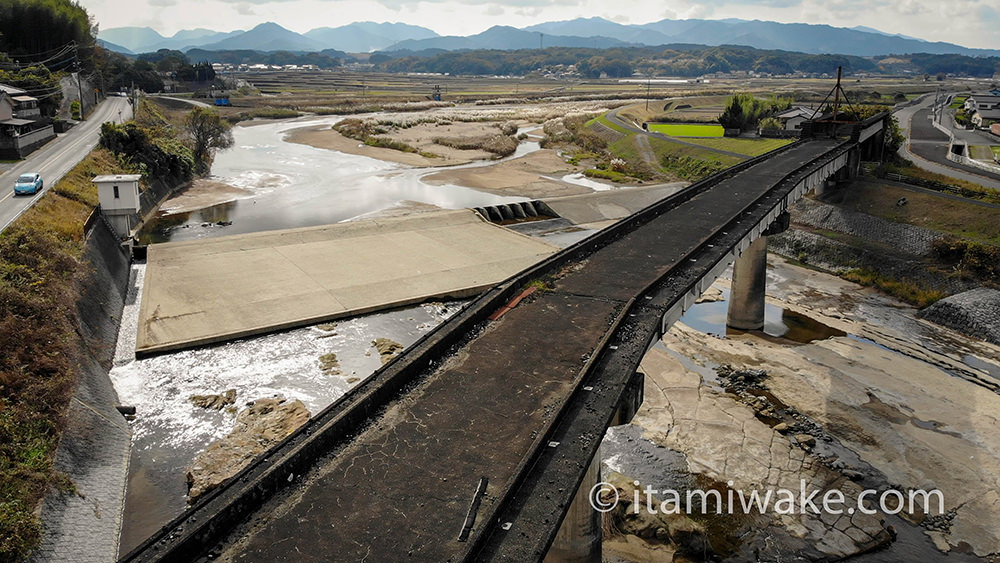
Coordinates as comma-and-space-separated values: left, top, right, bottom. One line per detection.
178, 140, 844, 562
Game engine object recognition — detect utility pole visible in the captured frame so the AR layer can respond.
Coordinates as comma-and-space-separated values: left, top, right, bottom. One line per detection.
645, 75, 651, 111
75, 66, 86, 120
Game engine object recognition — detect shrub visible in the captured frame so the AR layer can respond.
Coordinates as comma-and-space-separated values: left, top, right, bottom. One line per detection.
497, 121, 518, 135
932, 238, 1000, 279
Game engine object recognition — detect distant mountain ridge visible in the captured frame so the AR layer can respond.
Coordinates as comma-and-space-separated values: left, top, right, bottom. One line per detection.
97, 17, 1000, 58
305, 22, 437, 52
522, 17, 1000, 58
387, 25, 630, 51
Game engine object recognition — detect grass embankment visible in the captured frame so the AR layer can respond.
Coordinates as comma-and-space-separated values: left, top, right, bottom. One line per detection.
837, 180, 1000, 245
576, 102, 789, 182
887, 163, 1000, 204
680, 137, 794, 157
0, 149, 132, 561
807, 178, 1000, 306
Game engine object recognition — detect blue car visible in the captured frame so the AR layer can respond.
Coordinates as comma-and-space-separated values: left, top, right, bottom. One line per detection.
14, 173, 43, 195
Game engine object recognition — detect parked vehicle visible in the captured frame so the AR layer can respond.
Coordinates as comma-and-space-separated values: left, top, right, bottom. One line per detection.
14, 172, 43, 195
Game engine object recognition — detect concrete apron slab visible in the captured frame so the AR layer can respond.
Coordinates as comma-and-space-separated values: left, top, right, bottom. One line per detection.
136, 209, 558, 355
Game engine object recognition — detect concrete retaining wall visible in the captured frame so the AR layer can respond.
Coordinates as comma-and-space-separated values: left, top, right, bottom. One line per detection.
932, 115, 1000, 175
30, 220, 133, 563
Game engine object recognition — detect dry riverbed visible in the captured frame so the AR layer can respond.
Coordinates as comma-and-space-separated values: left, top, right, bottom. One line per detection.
605, 255, 1000, 561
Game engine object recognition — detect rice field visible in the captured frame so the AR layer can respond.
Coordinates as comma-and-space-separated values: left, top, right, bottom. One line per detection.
648, 123, 725, 137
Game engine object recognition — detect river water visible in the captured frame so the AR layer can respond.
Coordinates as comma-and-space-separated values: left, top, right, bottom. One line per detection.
138, 117, 536, 244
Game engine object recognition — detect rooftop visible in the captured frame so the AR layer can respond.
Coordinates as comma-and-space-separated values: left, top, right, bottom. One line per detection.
92, 174, 143, 183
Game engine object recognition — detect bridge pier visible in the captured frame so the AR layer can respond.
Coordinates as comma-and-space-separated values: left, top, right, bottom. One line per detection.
727, 236, 768, 330
544, 455, 602, 563
727, 212, 789, 331
545, 371, 645, 562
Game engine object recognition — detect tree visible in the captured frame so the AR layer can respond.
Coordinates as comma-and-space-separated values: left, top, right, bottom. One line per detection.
185, 108, 233, 173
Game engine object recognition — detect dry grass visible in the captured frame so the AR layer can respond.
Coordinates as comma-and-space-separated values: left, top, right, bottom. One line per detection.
842, 268, 946, 307
838, 180, 1000, 245
0, 149, 133, 561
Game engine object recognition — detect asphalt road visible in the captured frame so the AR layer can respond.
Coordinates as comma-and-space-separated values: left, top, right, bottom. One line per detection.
0, 96, 133, 233
894, 94, 1000, 190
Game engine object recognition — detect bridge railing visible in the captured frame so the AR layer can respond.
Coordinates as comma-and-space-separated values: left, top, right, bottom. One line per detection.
471, 139, 857, 560
121, 138, 831, 563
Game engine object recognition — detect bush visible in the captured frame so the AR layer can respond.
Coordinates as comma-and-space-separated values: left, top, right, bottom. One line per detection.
70, 100, 80, 120
497, 121, 518, 135
932, 238, 1000, 279
842, 268, 946, 307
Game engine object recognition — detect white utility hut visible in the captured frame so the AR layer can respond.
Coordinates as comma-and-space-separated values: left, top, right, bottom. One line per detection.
93, 174, 142, 238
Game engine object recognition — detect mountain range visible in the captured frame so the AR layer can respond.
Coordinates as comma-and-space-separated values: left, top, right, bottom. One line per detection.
98, 17, 1000, 59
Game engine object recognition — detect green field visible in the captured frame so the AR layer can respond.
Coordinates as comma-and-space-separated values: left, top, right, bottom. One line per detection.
649, 123, 724, 137
679, 137, 794, 156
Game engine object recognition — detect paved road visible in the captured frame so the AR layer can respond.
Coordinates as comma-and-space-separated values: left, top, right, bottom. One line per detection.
0, 97, 133, 232
893, 94, 1000, 190
152, 95, 210, 108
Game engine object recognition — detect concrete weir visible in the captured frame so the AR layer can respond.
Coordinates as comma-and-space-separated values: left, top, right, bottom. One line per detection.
135, 209, 557, 355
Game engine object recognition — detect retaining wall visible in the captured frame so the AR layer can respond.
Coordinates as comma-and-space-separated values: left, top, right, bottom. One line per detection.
30, 221, 134, 562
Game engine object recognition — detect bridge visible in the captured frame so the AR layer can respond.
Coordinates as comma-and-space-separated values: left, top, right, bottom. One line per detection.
121, 114, 887, 563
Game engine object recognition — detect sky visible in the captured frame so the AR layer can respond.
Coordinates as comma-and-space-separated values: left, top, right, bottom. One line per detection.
82, 0, 1000, 50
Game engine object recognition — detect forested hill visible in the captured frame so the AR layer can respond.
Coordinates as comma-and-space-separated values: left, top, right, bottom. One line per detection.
374, 45, 1000, 79
0, 0, 95, 66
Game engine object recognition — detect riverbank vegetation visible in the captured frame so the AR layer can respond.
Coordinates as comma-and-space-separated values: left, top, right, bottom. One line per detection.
0, 149, 133, 562
2, 94, 201, 560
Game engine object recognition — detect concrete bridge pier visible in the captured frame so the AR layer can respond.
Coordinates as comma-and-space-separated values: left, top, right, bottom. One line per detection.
545, 371, 645, 563
544, 456, 603, 563
727, 212, 789, 331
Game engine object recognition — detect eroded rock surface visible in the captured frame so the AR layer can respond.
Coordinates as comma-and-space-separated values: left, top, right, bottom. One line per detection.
190, 389, 236, 410
186, 398, 310, 500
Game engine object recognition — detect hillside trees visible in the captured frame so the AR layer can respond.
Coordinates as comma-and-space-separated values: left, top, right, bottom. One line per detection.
0, 0, 94, 64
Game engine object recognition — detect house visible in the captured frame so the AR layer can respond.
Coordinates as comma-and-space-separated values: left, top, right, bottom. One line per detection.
965, 91, 1000, 128
774, 107, 814, 130
0, 83, 57, 159
11, 95, 40, 118
964, 92, 1000, 112
972, 108, 1000, 128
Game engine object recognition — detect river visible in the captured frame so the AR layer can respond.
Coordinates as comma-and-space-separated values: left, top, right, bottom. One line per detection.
138, 117, 537, 244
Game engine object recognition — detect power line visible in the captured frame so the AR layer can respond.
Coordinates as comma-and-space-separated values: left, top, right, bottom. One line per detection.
0, 40, 77, 61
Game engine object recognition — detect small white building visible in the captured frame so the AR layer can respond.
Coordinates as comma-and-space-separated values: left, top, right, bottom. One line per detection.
93, 174, 142, 238
774, 107, 814, 130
